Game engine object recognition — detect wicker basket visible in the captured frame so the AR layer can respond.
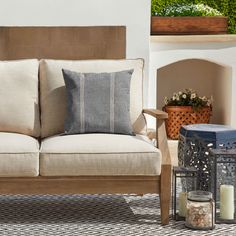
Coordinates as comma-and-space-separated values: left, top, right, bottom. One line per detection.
163, 106, 212, 140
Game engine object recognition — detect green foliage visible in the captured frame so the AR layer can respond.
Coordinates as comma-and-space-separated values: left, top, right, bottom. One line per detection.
164, 89, 212, 110
158, 3, 223, 17
151, 0, 236, 33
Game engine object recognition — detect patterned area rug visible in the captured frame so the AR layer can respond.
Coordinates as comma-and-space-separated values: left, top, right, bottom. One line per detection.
0, 194, 235, 236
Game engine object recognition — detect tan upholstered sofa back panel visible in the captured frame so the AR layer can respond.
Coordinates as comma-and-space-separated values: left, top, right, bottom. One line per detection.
0, 59, 40, 137
39, 59, 147, 138
0, 27, 126, 60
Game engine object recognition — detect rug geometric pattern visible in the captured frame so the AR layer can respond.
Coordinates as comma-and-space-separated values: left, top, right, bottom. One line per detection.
0, 194, 235, 236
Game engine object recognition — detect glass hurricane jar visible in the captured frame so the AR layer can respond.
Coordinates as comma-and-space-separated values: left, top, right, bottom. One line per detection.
186, 191, 215, 230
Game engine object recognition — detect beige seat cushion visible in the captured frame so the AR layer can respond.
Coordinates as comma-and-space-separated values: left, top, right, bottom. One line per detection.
39, 59, 147, 138
0, 59, 40, 137
0, 132, 39, 177
40, 134, 161, 176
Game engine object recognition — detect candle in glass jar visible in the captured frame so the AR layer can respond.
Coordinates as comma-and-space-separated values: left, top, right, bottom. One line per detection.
178, 192, 187, 217
220, 185, 234, 220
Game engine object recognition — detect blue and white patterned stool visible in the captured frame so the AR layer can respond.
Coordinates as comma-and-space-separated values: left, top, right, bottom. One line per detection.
178, 124, 236, 191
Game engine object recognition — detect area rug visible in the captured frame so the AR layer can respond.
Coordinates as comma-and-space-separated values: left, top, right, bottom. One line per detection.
0, 194, 235, 236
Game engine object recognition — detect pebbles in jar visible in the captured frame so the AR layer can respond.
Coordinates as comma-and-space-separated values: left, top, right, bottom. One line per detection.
186, 191, 215, 230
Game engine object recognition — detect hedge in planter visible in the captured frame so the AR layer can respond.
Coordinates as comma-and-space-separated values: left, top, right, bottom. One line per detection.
151, 3, 228, 35
151, 0, 236, 34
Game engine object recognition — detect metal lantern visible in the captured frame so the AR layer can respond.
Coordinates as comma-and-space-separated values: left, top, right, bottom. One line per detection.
172, 166, 198, 221
210, 148, 236, 223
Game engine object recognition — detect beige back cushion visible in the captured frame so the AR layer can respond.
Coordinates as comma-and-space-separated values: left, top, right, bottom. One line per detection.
0, 59, 40, 137
39, 59, 146, 138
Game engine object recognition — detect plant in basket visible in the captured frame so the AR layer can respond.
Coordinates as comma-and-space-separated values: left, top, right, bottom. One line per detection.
163, 89, 213, 140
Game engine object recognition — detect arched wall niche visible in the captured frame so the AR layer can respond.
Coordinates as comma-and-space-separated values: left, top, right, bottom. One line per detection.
157, 59, 232, 125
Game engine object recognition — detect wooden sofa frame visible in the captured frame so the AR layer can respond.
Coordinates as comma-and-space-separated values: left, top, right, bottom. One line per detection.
0, 109, 171, 225
0, 27, 172, 225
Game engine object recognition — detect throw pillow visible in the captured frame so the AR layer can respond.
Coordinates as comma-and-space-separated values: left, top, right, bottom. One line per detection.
0, 59, 40, 137
62, 69, 134, 135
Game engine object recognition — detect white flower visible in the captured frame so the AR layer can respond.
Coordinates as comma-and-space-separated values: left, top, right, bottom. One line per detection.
182, 94, 187, 99
172, 93, 178, 101
176, 95, 180, 101
207, 96, 213, 106
191, 93, 196, 99
164, 96, 168, 105
160, 3, 223, 17
202, 96, 207, 101
178, 91, 182, 95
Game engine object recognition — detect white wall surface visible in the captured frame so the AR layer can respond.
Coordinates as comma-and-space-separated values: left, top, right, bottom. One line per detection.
0, 0, 151, 105
150, 38, 236, 128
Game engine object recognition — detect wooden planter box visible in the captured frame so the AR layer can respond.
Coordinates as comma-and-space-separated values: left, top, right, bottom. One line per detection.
151, 16, 228, 35
163, 106, 212, 140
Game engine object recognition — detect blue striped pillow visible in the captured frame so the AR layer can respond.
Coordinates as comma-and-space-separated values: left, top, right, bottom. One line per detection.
62, 69, 134, 135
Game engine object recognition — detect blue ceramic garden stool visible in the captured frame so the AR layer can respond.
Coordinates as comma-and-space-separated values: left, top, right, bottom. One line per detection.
178, 124, 236, 191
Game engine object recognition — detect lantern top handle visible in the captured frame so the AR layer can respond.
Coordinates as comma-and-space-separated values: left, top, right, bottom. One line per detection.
173, 166, 198, 174
210, 148, 236, 155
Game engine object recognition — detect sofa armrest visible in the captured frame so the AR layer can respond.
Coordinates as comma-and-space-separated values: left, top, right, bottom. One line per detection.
143, 108, 168, 119
143, 109, 171, 166
143, 108, 171, 224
